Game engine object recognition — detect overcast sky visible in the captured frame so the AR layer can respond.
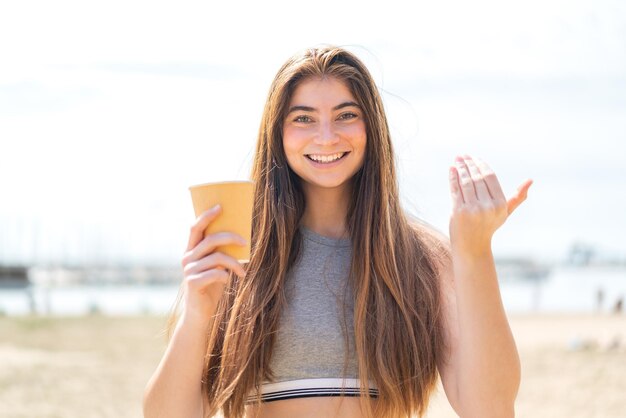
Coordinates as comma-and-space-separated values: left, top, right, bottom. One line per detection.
1, 0, 624, 265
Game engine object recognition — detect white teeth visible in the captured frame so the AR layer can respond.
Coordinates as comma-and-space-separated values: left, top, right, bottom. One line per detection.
308, 152, 345, 163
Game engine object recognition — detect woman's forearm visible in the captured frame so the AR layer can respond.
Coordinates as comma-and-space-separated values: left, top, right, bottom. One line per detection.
143, 312, 212, 418
451, 245, 521, 417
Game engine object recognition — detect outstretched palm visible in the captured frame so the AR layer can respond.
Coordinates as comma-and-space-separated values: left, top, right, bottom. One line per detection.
448, 155, 533, 256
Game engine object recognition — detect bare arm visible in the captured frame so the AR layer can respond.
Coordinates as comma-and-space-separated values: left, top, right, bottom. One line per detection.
143, 204, 247, 418
143, 313, 212, 418
437, 155, 532, 417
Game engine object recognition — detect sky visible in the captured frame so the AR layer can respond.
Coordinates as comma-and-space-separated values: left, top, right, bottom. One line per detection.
1, 0, 625, 266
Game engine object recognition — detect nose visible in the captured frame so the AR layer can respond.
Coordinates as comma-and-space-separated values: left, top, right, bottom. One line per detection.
315, 120, 339, 145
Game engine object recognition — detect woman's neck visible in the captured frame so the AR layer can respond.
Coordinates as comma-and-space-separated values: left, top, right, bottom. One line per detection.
300, 183, 351, 239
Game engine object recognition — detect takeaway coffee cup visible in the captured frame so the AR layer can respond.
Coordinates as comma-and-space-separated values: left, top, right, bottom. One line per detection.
189, 181, 254, 262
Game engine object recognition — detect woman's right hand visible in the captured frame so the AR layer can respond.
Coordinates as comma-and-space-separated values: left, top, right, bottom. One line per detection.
181, 204, 248, 321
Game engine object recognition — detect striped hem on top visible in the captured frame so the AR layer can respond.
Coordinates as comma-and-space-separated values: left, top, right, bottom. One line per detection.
246, 378, 379, 403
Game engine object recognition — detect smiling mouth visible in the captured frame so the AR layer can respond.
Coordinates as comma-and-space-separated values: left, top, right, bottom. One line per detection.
305, 152, 349, 163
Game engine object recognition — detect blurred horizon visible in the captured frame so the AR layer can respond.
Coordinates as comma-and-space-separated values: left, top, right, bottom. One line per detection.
1, 0, 625, 267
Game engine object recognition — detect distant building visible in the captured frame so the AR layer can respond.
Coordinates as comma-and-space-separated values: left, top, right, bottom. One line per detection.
0, 265, 29, 287
567, 242, 596, 266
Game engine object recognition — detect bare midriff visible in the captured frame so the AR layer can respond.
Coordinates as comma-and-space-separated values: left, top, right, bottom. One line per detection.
245, 396, 375, 418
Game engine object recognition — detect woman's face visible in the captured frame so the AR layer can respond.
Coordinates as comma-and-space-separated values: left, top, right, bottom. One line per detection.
282, 76, 366, 192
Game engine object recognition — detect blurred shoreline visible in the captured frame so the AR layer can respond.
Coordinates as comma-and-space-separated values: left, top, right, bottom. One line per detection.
1, 260, 625, 316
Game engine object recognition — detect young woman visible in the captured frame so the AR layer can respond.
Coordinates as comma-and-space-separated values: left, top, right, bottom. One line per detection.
143, 46, 531, 418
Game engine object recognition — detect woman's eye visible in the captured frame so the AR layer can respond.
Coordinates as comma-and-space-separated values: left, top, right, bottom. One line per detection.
294, 115, 312, 123
338, 112, 358, 120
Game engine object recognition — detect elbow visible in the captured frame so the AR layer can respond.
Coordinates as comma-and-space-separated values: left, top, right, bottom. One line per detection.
478, 406, 515, 418
142, 384, 153, 418
142, 380, 205, 418
478, 402, 516, 418
456, 376, 520, 418
143, 380, 159, 418
457, 400, 516, 418
461, 390, 519, 418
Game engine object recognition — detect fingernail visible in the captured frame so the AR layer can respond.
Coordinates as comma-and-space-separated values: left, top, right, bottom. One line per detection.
211, 204, 221, 212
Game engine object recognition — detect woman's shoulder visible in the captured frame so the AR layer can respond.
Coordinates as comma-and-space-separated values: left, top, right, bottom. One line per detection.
408, 221, 457, 301
406, 216, 453, 276
407, 217, 450, 251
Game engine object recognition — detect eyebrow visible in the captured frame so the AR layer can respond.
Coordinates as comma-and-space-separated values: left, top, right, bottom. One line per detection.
287, 101, 360, 114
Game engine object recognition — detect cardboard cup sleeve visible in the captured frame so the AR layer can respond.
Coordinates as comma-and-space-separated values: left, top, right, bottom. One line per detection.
189, 181, 254, 263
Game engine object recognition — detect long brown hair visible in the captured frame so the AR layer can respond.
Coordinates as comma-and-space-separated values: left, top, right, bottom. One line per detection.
170, 46, 451, 418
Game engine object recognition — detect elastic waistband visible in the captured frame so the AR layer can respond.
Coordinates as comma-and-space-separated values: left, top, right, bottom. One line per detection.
246, 378, 378, 403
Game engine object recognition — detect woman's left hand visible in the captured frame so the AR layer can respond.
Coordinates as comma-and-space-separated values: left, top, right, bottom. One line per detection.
448, 154, 533, 256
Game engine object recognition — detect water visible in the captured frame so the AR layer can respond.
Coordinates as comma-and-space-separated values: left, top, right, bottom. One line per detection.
0, 266, 624, 316
500, 265, 626, 313
0, 284, 181, 316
